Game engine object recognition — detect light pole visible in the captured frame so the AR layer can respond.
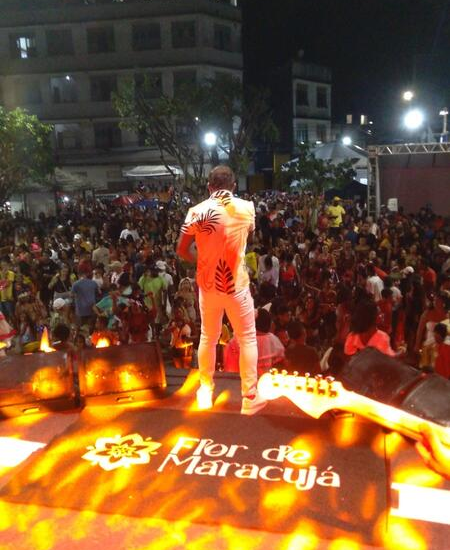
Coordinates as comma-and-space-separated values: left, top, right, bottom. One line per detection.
439, 108, 448, 142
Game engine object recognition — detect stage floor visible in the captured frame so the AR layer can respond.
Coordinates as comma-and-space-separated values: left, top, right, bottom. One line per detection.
0, 366, 448, 550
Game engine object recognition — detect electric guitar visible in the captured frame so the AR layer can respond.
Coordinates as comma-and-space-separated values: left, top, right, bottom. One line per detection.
258, 369, 450, 446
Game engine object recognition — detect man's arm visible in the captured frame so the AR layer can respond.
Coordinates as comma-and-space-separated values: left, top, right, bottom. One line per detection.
176, 233, 197, 264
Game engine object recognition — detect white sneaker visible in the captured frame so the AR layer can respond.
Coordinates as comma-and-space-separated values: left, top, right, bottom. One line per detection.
196, 385, 213, 410
241, 392, 267, 415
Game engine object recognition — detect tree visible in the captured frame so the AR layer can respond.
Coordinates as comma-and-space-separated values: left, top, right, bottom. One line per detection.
113, 74, 277, 196
277, 143, 356, 196
0, 107, 55, 205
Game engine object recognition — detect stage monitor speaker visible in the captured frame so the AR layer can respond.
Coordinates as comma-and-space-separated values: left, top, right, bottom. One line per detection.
78, 341, 167, 406
338, 348, 450, 427
0, 352, 78, 418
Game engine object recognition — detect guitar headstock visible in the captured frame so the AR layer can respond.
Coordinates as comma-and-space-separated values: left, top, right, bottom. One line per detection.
258, 369, 347, 418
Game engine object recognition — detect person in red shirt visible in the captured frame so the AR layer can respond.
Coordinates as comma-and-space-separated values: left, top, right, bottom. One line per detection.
420, 258, 437, 294
377, 288, 393, 335
345, 300, 396, 358
434, 323, 450, 379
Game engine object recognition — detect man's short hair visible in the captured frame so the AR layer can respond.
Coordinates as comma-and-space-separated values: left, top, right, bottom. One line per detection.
286, 320, 306, 340
208, 165, 236, 190
434, 323, 447, 340
255, 308, 272, 333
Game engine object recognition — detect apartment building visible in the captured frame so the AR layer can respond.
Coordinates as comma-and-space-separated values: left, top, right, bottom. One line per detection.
0, 0, 242, 192
272, 52, 332, 154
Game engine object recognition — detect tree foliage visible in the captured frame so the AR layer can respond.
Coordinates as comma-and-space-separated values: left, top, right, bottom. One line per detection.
0, 107, 55, 204
113, 74, 277, 195
277, 143, 356, 196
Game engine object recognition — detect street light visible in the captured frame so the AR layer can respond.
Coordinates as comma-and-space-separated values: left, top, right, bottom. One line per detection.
403, 90, 414, 102
404, 108, 424, 130
203, 131, 219, 166
342, 136, 352, 146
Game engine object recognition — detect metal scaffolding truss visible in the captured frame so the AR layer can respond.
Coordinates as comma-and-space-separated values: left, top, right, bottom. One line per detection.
368, 142, 450, 157
367, 142, 450, 217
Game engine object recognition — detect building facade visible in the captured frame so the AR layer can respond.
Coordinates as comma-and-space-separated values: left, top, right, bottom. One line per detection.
272, 53, 332, 154
0, 0, 242, 192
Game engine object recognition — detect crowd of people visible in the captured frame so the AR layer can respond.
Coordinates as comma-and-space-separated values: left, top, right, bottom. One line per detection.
0, 189, 448, 379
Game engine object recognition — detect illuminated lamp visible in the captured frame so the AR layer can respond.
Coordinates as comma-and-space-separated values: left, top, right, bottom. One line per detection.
78, 342, 167, 406
171, 340, 194, 370
95, 337, 111, 349
39, 327, 56, 353
0, 351, 78, 418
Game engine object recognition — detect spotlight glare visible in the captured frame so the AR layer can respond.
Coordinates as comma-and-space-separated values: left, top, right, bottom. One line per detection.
204, 132, 217, 147
342, 136, 352, 146
404, 109, 424, 130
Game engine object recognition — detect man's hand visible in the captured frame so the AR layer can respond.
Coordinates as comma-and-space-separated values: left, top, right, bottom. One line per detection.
416, 423, 450, 479
176, 233, 197, 264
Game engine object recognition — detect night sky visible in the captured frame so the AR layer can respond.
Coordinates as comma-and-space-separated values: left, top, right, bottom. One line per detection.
242, 0, 450, 136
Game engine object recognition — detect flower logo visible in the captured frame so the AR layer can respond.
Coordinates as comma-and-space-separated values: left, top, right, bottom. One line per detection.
82, 433, 162, 471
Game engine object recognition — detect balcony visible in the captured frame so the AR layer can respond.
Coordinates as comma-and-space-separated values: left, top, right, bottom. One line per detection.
292, 61, 332, 84
0, 0, 241, 28
0, 47, 242, 76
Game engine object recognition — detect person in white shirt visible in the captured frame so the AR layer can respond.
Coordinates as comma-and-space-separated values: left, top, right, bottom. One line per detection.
119, 222, 140, 243
366, 263, 384, 302
257, 251, 279, 287
177, 165, 265, 415
92, 240, 110, 268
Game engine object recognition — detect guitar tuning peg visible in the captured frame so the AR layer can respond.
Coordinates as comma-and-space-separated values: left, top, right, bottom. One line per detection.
269, 368, 278, 376
315, 374, 326, 394
293, 371, 299, 377
281, 370, 288, 376
305, 372, 314, 392
325, 376, 337, 397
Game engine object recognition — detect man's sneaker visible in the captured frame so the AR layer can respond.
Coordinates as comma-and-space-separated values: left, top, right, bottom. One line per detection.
241, 392, 267, 415
196, 385, 213, 410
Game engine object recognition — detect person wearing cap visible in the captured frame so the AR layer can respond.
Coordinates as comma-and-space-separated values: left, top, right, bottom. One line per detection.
157, 260, 173, 317
50, 298, 70, 333
327, 197, 346, 236
138, 264, 167, 336
109, 261, 123, 286
177, 165, 266, 415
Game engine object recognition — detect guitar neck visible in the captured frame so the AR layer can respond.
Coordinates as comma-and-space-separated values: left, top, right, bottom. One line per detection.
341, 390, 450, 445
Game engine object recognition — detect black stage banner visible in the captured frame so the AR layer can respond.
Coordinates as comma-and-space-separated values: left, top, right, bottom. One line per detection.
0, 408, 386, 543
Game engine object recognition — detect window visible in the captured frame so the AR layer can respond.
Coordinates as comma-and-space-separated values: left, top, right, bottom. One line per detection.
171, 21, 196, 48
173, 70, 196, 97
90, 75, 117, 102
94, 122, 122, 149
138, 128, 149, 147
87, 27, 115, 54
46, 29, 74, 56
214, 24, 232, 51
55, 123, 82, 150
296, 84, 309, 106
317, 86, 328, 108
175, 120, 191, 141
134, 72, 162, 100
15, 80, 42, 104
132, 23, 161, 51
316, 124, 327, 143
295, 123, 309, 144
9, 33, 37, 59
51, 75, 78, 103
